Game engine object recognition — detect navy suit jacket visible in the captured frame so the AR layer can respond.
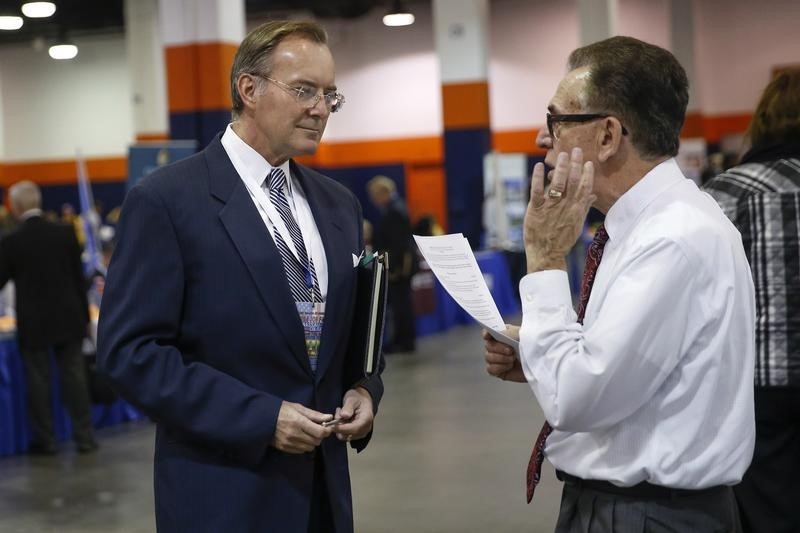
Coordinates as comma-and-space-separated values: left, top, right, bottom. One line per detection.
97, 134, 384, 532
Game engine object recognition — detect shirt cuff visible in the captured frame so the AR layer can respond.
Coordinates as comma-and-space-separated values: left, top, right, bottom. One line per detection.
519, 270, 573, 313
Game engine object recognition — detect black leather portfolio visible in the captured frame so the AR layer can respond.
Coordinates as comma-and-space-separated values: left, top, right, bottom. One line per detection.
346, 252, 389, 381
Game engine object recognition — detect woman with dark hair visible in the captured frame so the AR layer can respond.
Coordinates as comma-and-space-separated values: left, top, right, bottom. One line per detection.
704, 68, 800, 533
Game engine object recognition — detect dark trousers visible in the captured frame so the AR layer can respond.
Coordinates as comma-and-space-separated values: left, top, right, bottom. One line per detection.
735, 387, 800, 533
20, 338, 95, 449
555, 471, 741, 532
388, 279, 415, 350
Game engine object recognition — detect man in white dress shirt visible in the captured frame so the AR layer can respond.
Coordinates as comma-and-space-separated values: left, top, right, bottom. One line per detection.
483, 36, 755, 532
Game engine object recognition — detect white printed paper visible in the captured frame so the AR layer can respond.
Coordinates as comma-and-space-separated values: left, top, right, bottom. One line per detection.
413, 233, 519, 350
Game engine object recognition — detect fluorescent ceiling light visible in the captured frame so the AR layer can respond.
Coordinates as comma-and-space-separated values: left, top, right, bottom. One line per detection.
0, 16, 23, 30
49, 43, 78, 60
22, 2, 57, 18
383, 0, 414, 27
383, 12, 414, 26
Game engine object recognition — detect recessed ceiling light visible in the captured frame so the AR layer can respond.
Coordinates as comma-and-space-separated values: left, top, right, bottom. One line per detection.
22, 2, 57, 18
0, 16, 23, 30
49, 44, 78, 60
383, 13, 414, 26
383, 0, 414, 27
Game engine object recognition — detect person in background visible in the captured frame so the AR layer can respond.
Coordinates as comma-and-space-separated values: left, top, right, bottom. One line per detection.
411, 213, 443, 237
60, 202, 76, 224
704, 68, 800, 533
482, 36, 755, 532
367, 175, 417, 353
0, 181, 97, 455
61, 202, 85, 245
0, 205, 15, 236
104, 205, 121, 227
97, 20, 384, 532
700, 151, 726, 184
363, 219, 374, 255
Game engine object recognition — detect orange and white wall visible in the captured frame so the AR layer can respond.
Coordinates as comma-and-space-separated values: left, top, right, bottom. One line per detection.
0, 0, 797, 228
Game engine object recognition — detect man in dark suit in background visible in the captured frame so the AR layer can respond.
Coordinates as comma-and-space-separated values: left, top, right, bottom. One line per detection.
367, 175, 417, 353
98, 20, 384, 533
0, 180, 97, 455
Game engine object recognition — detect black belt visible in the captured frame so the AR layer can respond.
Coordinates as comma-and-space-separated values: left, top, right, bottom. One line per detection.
555, 470, 729, 501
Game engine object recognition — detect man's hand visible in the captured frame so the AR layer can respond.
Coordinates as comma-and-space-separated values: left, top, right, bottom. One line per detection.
525, 147, 596, 273
332, 387, 374, 442
272, 401, 333, 454
483, 325, 526, 383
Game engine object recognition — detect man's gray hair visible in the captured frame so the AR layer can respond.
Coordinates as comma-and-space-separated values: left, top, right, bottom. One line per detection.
567, 36, 689, 159
9, 180, 42, 214
230, 20, 328, 119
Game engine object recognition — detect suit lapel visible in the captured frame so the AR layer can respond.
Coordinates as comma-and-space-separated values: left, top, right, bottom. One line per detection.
291, 162, 351, 383
206, 137, 311, 375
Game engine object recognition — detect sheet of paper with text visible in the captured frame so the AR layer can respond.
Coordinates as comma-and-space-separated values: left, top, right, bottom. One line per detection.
413, 233, 519, 350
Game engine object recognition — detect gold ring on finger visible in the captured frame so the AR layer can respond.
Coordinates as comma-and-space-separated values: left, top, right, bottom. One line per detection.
548, 189, 563, 199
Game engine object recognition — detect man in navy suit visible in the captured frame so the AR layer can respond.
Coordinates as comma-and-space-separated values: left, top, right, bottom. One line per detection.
97, 20, 384, 532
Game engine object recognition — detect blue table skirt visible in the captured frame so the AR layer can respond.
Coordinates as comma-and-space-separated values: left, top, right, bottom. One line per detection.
415, 249, 521, 337
0, 337, 146, 457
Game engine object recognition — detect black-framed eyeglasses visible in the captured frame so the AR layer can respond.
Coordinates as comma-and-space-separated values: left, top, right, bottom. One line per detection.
546, 112, 628, 139
255, 74, 346, 113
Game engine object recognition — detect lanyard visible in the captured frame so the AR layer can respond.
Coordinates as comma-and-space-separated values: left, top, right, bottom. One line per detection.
242, 170, 319, 302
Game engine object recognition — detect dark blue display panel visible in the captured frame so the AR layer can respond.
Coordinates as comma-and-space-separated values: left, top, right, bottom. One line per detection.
169, 109, 231, 149
443, 128, 491, 248
40, 181, 127, 217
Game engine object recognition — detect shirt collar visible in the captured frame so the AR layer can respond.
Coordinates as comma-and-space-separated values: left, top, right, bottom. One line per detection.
20, 208, 42, 220
221, 123, 293, 193
604, 158, 685, 242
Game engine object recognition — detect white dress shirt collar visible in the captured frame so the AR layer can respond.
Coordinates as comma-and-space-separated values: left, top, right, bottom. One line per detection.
604, 158, 684, 243
221, 124, 293, 193
19, 208, 43, 220
220, 123, 329, 300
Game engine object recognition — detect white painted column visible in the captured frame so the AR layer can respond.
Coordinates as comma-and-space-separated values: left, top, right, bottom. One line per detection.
433, 0, 489, 84
670, 0, 699, 110
125, 0, 168, 141
158, 0, 245, 49
577, 0, 617, 44
0, 76, 5, 159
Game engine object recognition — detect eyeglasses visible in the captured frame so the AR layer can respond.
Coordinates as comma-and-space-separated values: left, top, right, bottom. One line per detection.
256, 75, 345, 113
546, 112, 628, 140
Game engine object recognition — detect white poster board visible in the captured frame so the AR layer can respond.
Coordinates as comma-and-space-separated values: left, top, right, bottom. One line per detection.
483, 152, 527, 251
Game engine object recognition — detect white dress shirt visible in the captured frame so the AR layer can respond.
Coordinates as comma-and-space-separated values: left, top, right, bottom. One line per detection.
220, 124, 328, 299
519, 158, 756, 488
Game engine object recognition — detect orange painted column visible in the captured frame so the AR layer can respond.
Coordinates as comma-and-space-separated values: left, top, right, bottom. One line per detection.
158, 0, 244, 147
433, 0, 491, 247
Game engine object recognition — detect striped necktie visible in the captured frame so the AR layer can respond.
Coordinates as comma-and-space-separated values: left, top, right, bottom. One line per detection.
265, 167, 322, 303
525, 224, 609, 503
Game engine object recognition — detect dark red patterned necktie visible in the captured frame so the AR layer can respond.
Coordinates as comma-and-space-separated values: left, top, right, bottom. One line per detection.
526, 224, 610, 503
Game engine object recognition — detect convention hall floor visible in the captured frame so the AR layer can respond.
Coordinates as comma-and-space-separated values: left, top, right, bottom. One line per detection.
0, 321, 562, 532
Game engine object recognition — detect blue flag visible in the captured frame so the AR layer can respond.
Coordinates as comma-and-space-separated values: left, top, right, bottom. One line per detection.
76, 152, 104, 277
